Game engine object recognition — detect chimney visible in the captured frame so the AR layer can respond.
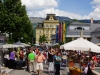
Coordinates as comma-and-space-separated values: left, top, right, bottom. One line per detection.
91, 18, 94, 24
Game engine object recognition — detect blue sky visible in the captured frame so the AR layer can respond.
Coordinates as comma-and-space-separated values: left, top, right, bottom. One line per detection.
21, 0, 100, 20
58, 0, 93, 16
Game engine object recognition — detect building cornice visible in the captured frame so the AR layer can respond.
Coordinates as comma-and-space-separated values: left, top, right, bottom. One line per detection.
43, 20, 59, 23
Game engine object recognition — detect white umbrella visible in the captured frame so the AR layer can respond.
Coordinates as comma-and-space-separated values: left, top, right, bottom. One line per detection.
63, 38, 100, 53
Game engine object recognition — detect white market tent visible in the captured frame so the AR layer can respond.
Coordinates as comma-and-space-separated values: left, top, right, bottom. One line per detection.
14, 42, 30, 47
21, 43, 30, 47
62, 37, 100, 53
34, 44, 40, 46
0, 44, 19, 48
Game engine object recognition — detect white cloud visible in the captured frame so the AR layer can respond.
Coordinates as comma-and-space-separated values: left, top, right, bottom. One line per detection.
21, 0, 58, 11
21, 0, 83, 19
27, 8, 83, 20
84, 0, 100, 20
21, 0, 100, 20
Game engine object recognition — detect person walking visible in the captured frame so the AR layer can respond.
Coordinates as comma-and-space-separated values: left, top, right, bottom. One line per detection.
48, 49, 55, 75
28, 49, 36, 73
54, 52, 62, 75
19, 49, 24, 61
36, 50, 46, 75
9, 50, 16, 69
25, 48, 30, 71
4, 51, 9, 68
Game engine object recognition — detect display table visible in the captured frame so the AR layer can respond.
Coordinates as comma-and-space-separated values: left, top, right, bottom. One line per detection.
69, 67, 82, 75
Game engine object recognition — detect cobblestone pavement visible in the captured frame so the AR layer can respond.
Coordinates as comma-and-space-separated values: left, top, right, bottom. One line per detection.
9, 65, 69, 75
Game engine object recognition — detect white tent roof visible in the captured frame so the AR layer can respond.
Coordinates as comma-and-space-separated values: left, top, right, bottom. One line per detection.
0, 44, 20, 48
63, 38, 100, 53
14, 42, 30, 47
21, 43, 30, 46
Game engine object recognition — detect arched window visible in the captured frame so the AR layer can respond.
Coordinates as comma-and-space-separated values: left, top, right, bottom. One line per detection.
77, 27, 82, 30
74, 27, 85, 30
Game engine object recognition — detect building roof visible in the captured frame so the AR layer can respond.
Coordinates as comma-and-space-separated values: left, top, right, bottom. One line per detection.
70, 22, 90, 26
45, 14, 57, 20
92, 27, 100, 33
90, 23, 100, 32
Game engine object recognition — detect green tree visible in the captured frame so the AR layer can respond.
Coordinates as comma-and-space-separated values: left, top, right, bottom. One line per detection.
39, 36, 42, 43
0, 0, 6, 33
3, 0, 33, 43
39, 34, 47, 44
42, 34, 47, 43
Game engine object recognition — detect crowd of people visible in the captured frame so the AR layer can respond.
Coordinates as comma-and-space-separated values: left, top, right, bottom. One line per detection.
2, 46, 99, 75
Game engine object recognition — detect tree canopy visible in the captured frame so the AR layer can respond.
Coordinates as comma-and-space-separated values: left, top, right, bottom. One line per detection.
0, 0, 33, 43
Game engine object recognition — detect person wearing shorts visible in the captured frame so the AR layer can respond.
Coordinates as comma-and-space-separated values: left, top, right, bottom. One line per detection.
28, 49, 36, 73
36, 50, 45, 75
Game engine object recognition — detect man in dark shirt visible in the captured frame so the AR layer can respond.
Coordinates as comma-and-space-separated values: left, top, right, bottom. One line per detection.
26, 49, 30, 71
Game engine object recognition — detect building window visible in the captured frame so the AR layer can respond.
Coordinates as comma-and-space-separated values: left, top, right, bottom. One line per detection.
46, 25, 48, 27
77, 27, 82, 30
50, 25, 52, 27
46, 30, 48, 33
51, 30, 52, 33
49, 16, 54, 20
40, 30, 41, 33
74, 27, 85, 30
46, 36, 48, 38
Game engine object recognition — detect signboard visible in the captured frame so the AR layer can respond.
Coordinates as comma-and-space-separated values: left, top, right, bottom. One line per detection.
60, 55, 67, 69
0, 34, 6, 44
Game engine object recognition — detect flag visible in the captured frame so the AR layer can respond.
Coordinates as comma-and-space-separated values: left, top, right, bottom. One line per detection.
56, 26, 58, 43
60, 22, 63, 42
66, 22, 68, 42
58, 23, 61, 42
62, 22, 66, 42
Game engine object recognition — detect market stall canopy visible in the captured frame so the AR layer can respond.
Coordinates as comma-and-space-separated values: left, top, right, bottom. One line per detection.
34, 44, 40, 46
21, 43, 30, 47
63, 38, 100, 53
0, 44, 19, 48
14, 42, 29, 47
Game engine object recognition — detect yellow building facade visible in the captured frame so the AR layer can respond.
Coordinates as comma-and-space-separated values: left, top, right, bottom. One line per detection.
36, 14, 59, 44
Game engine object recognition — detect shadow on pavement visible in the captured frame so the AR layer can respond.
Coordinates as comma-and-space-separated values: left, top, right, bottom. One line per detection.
43, 67, 48, 70
43, 71, 48, 74
31, 74, 37, 75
